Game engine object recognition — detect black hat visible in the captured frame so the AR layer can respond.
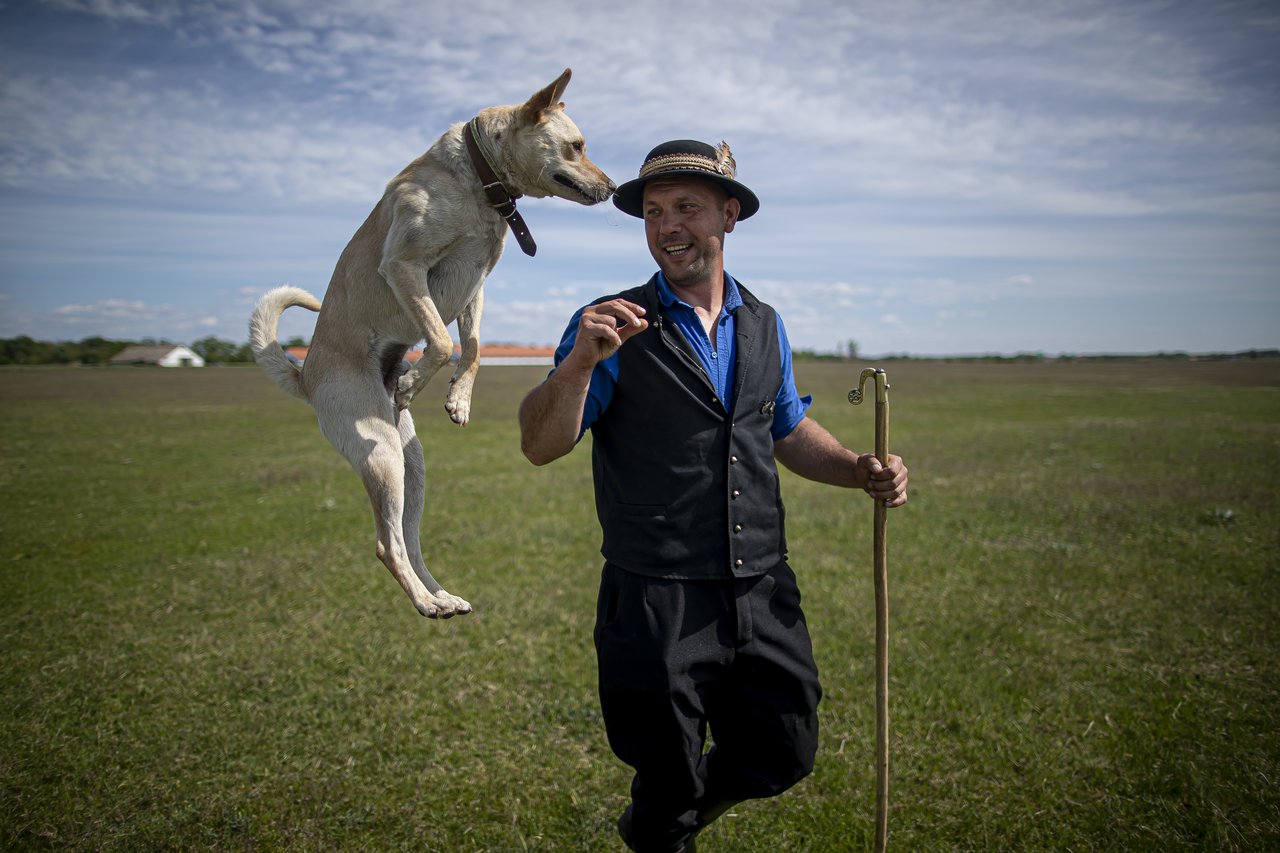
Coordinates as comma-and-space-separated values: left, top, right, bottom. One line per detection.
612, 139, 760, 220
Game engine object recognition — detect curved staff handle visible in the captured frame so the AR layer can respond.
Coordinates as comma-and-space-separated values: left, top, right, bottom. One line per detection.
849, 367, 890, 853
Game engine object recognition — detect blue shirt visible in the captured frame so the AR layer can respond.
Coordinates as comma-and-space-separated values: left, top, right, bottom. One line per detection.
554, 272, 811, 439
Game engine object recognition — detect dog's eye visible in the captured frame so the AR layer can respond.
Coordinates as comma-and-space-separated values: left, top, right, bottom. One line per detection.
571, 140, 584, 155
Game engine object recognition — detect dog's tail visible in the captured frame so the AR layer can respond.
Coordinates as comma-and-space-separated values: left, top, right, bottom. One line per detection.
249, 285, 322, 403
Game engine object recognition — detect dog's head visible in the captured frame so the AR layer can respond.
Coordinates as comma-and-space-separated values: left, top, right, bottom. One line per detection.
481, 69, 615, 205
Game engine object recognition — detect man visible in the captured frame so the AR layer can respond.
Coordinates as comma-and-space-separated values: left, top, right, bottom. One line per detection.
518, 139, 908, 852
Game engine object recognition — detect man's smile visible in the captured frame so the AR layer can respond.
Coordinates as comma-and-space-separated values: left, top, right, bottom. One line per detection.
663, 242, 692, 256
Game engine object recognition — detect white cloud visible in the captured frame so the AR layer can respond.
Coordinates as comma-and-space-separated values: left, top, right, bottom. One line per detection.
42, 0, 172, 24
4, 293, 317, 346
5, 0, 1274, 220
41, 297, 214, 337
0, 72, 428, 202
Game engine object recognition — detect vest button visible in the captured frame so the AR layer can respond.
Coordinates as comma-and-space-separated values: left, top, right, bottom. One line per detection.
734, 524, 743, 533
735, 558, 744, 567
732, 489, 740, 499
729, 455, 738, 464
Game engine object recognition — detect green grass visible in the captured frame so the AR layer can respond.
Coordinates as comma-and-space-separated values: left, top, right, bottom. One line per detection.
2, 360, 1277, 851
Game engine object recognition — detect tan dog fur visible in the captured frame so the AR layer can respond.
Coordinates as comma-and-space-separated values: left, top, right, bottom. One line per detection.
249, 69, 613, 617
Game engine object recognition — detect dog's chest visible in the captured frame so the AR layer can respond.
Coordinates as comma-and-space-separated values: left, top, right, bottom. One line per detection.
424, 230, 504, 320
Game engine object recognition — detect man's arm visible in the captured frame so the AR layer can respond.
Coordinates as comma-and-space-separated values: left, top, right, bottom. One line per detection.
518, 354, 597, 465
518, 299, 649, 466
773, 416, 909, 507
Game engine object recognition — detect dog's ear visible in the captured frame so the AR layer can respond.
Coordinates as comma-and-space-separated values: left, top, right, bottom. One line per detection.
519, 68, 572, 124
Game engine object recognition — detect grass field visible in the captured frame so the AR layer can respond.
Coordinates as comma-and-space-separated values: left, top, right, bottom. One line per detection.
2, 359, 1278, 851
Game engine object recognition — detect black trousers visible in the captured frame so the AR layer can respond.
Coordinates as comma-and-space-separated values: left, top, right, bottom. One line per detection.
594, 561, 823, 852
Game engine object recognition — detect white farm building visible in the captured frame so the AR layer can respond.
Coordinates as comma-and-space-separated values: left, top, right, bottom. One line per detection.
109, 345, 205, 368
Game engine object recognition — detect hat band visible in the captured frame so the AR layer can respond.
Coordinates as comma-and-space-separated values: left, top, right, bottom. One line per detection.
638, 153, 734, 180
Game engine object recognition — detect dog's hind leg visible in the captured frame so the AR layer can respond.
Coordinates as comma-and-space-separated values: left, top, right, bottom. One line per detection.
312, 376, 469, 619
398, 405, 472, 614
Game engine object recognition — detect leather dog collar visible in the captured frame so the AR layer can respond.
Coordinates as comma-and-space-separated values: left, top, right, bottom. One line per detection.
464, 118, 537, 257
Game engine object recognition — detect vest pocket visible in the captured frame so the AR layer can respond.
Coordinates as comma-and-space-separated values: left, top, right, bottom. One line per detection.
616, 502, 667, 519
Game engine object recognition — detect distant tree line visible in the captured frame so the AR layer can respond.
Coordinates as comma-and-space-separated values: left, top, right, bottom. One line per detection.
0, 335, 310, 366
1, 335, 137, 365
3, 335, 1274, 366
792, 347, 1279, 363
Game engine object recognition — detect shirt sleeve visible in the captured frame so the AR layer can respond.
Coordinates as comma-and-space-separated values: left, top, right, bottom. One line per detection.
771, 312, 812, 441
552, 306, 619, 438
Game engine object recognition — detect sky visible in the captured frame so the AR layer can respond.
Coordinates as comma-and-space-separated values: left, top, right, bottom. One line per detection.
1, 0, 1277, 357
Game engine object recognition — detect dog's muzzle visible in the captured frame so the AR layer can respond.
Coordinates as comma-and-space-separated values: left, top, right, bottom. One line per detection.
555, 173, 615, 203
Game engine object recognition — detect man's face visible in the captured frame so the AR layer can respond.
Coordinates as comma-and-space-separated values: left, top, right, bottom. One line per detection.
642, 177, 740, 290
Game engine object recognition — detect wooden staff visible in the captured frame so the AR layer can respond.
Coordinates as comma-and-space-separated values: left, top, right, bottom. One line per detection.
849, 367, 890, 852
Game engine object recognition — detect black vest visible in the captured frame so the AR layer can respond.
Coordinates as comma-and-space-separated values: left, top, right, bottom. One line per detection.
590, 275, 788, 579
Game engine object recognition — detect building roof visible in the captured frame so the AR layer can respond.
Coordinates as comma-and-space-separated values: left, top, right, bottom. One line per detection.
110, 345, 175, 362
109, 345, 202, 365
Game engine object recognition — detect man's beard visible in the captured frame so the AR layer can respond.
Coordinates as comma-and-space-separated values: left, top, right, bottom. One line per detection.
660, 239, 722, 289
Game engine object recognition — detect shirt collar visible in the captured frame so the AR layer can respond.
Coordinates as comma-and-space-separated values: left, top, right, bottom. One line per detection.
655, 271, 744, 313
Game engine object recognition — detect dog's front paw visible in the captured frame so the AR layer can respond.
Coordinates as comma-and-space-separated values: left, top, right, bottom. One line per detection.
394, 372, 421, 410
445, 374, 475, 426
415, 590, 474, 619
444, 393, 471, 426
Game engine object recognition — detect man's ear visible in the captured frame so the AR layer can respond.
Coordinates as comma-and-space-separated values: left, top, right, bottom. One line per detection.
518, 68, 572, 124
723, 196, 742, 234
